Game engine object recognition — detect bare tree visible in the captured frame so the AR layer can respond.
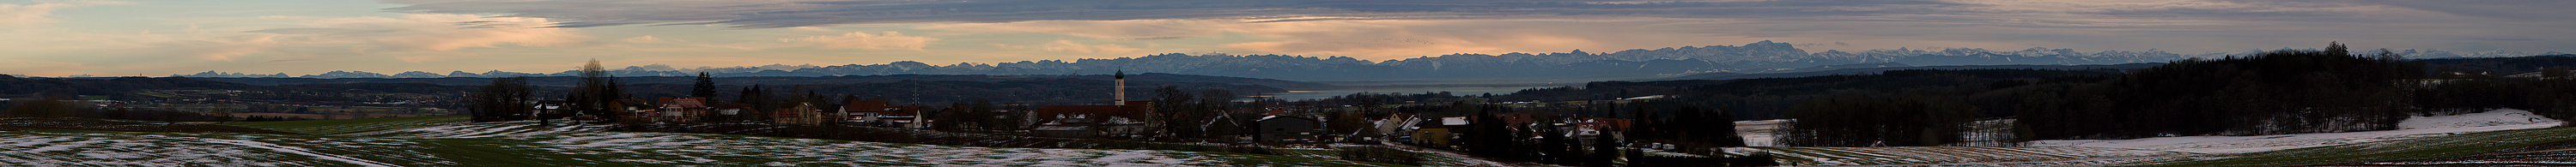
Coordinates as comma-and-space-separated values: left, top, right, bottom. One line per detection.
470, 77, 533, 122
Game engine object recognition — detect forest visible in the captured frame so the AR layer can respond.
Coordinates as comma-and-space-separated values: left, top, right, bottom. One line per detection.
1334, 43, 2576, 150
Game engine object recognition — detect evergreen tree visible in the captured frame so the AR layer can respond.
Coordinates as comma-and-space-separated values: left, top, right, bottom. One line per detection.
1781, 95, 1972, 146
1591, 134, 1619, 167
739, 85, 769, 121
693, 72, 719, 102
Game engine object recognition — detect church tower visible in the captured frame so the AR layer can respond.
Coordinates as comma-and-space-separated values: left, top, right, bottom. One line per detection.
1113, 70, 1127, 106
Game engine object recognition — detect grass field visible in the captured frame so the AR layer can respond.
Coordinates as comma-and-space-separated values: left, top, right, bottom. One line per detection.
2129, 127, 2576, 166
217, 116, 468, 134
5, 121, 1406, 166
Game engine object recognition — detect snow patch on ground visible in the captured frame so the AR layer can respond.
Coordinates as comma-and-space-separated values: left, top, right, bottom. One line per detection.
6, 122, 1398, 166
519, 128, 1339, 166
1751, 146, 2197, 166
0, 131, 345, 166
2029, 109, 2562, 154
179, 136, 397, 167
357, 122, 612, 139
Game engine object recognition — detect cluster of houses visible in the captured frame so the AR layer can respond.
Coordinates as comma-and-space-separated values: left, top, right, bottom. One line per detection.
523, 96, 933, 128
533, 71, 1323, 142
526, 71, 1635, 146
1379, 113, 1633, 147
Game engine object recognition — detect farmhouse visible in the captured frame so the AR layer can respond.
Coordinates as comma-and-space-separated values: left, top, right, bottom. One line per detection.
646, 97, 713, 122
1030, 101, 1153, 138
1028, 71, 1158, 138
1255, 115, 1321, 143
774, 103, 828, 125
839, 99, 922, 127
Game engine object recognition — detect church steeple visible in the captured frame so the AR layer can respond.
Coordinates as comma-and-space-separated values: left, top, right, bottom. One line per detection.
1113, 70, 1127, 106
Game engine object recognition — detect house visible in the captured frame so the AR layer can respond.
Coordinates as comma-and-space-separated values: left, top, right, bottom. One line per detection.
839, 99, 922, 127
1029, 112, 1100, 138
1560, 116, 1633, 145
1494, 114, 1538, 137
647, 97, 713, 122
1030, 101, 1152, 138
774, 103, 826, 125
1029, 71, 1158, 138
1411, 128, 1453, 146
1255, 115, 1321, 144
593, 99, 653, 122
713, 104, 751, 122
530, 100, 568, 120
1376, 114, 1420, 138
1413, 116, 1472, 146
881, 110, 922, 128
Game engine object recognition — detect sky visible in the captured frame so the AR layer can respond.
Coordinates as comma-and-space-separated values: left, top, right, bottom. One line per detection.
1, 0, 2569, 77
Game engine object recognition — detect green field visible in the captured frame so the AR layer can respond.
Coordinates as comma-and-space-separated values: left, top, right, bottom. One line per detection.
218, 116, 468, 134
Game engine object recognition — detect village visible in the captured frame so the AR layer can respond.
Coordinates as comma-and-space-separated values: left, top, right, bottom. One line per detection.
483, 71, 1649, 165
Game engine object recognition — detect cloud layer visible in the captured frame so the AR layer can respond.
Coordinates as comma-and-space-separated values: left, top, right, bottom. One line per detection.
385, 0, 1988, 28
9, 0, 2572, 77
0, 1, 126, 29
247, 14, 588, 52
383, 0, 2572, 28
781, 31, 939, 51
379, 0, 2575, 57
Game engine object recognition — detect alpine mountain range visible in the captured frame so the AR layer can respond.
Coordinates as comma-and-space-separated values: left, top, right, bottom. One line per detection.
173, 41, 2567, 81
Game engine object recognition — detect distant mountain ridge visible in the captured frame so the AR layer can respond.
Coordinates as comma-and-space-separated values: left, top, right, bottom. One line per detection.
1650, 63, 2171, 81
172, 41, 2567, 81
193, 73, 1340, 90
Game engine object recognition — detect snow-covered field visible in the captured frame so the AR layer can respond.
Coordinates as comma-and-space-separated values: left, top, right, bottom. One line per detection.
1747, 146, 2198, 166
2029, 109, 2563, 154
519, 132, 1247, 166
218, 116, 470, 135
1729, 109, 2566, 166
0, 129, 425, 166
0, 122, 1401, 166
348, 121, 611, 138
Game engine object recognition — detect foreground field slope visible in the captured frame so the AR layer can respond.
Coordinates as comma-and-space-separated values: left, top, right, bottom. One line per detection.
218, 116, 469, 134
0, 121, 1400, 166
1718, 109, 2572, 166
1745, 146, 2197, 166
2132, 126, 2576, 166
2032, 110, 2564, 154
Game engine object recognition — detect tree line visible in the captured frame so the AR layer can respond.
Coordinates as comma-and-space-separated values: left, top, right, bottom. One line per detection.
3, 96, 310, 122
1352, 43, 2567, 149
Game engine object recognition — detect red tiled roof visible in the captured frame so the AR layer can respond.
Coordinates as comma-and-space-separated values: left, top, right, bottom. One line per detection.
658, 97, 708, 108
